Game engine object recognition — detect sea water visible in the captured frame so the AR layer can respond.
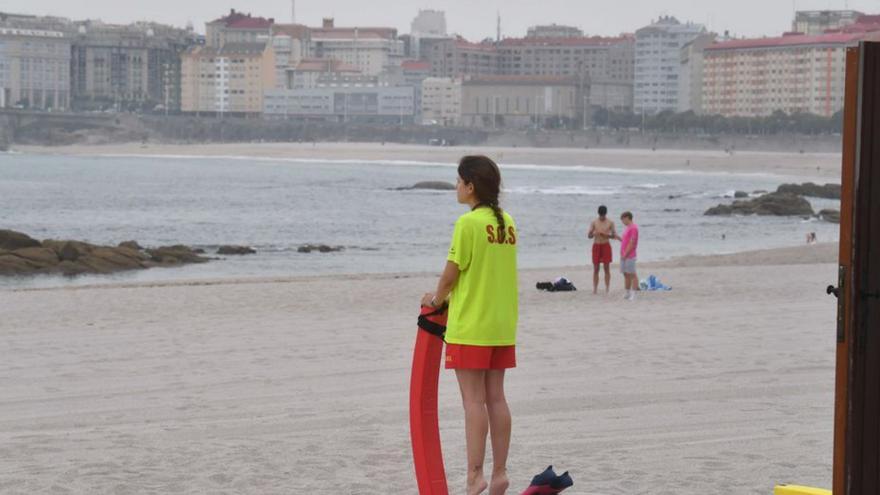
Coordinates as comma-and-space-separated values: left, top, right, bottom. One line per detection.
0, 152, 840, 288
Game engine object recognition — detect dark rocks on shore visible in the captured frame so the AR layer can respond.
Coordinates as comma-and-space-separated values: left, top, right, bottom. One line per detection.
819, 209, 841, 223
734, 191, 749, 198
394, 181, 456, 191
0, 229, 42, 251
704, 192, 815, 216
0, 230, 210, 276
776, 182, 841, 199
118, 240, 143, 250
145, 245, 208, 264
217, 245, 256, 255
297, 244, 344, 253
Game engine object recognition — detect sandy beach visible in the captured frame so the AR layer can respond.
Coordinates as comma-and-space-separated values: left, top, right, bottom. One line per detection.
15, 142, 843, 180
0, 243, 838, 494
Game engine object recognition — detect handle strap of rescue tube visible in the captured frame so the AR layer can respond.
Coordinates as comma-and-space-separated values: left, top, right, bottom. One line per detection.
418, 305, 448, 340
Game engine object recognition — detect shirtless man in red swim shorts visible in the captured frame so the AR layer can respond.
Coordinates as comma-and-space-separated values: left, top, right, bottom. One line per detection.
588, 205, 617, 295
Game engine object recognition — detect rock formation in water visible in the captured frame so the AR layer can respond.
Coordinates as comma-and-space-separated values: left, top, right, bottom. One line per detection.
704, 192, 815, 216
0, 230, 210, 276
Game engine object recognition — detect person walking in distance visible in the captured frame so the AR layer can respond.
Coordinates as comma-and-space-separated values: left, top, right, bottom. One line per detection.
588, 205, 617, 294
619, 211, 639, 301
422, 155, 518, 495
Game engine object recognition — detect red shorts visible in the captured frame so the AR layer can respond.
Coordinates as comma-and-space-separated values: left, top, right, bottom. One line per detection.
445, 344, 516, 370
592, 243, 613, 265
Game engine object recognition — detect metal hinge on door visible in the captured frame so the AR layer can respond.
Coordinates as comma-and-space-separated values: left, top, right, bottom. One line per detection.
828, 265, 846, 343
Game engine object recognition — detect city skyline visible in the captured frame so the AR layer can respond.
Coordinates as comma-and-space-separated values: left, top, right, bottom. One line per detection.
3, 0, 877, 40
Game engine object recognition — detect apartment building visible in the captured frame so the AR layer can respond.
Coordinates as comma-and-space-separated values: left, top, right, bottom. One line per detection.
634, 16, 706, 114
701, 32, 873, 117
309, 18, 404, 76
181, 42, 275, 115
69, 21, 196, 111
421, 76, 461, 125
422, 37, 500, 78
0, 26, 70, 110
206, 9, 273, 48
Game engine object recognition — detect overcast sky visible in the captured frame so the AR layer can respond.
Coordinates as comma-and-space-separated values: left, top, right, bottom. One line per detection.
5, 0, 879, 39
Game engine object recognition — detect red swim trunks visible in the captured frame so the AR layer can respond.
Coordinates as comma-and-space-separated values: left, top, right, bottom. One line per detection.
445, 344, 516, 370
592, 243, 613, 265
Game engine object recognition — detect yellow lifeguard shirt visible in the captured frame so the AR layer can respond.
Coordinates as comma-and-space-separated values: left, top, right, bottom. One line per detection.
445, 207, 518, 346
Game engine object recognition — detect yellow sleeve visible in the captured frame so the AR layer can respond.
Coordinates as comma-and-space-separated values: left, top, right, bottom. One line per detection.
447, 217, 473, 271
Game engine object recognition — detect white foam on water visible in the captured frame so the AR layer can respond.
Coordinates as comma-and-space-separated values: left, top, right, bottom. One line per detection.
91, 153, 791, 180
504, 185, 621, 196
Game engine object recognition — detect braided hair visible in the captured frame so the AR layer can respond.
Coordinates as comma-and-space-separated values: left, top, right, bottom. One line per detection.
458, 155, 506, 242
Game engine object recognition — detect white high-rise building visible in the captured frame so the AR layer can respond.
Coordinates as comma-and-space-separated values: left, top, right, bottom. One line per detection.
634, 16, 706, 115
411, 10, 446, 37
409, 10, 449, 64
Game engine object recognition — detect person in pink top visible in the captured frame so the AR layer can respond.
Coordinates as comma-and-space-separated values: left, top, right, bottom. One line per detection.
618, 211, 639, 300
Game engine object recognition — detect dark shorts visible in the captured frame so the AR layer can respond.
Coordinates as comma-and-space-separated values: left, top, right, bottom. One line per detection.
592, 243, 613, 265
445, 344, 516, 370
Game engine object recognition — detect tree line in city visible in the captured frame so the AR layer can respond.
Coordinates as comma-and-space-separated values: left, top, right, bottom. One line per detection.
590, 108, 845, 135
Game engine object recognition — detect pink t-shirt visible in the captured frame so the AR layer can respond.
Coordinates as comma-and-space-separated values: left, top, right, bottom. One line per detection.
620, 223, 639, 259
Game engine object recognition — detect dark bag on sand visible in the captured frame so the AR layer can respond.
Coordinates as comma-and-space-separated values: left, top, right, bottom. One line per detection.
536, 277, 577, 292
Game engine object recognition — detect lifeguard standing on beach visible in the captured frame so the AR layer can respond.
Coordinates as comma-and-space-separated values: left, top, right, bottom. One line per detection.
422, 155, 518, 495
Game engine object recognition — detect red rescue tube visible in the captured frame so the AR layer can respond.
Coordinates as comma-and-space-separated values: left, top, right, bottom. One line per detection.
410, 305, 449, 495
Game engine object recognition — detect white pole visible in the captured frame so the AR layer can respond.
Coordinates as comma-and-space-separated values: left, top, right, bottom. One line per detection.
164, 63, 169, 116
583, 95, 587, 130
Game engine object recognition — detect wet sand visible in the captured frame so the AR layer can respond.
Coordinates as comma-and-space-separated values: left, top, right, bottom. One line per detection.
16, 142, 842, 180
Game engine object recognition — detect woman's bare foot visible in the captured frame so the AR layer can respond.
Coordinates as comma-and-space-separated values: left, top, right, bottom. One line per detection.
489, 471, 509, 495
467, 472, 488, 495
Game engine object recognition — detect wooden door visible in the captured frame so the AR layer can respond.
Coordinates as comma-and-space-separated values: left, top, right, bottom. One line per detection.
835, 40, 880, 495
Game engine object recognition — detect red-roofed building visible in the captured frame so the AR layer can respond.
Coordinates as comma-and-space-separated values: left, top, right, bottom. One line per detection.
496, 35, 634, 83
702, 31, 880, 117
422, 36, 500, 78
494, 35, 634, 111
206, 9, 274, 48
